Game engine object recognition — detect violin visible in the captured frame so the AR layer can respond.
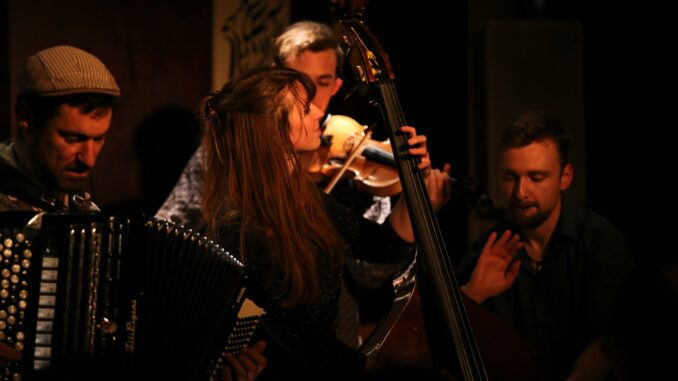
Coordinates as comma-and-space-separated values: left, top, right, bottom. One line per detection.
300, 115, 493, 209
299, 114, 401, 197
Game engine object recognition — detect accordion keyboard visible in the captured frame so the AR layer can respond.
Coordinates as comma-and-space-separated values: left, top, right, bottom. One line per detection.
1, 212, 247, 381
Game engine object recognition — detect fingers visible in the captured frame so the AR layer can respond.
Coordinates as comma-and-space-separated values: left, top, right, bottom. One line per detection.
399, 125, 417, 138
498, 230, 522, 257
222, 363, 233, 381
495, 231, 514, 258
243, 340, 267, 374
506, 259, 521, 283
223, 353, 248, 381
400, 126, 430, 170
481, 232, 499, 256
481, 230, 522, 261
222, 341, 268, 381
418, 155, 432, 174
426, 168, 453, 211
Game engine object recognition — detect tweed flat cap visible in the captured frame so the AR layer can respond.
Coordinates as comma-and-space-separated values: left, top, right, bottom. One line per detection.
18, 45, 120, 97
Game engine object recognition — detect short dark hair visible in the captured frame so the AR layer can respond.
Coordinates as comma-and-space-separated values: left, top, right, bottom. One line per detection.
501, 110, 571, 168
16, 93, 117, 132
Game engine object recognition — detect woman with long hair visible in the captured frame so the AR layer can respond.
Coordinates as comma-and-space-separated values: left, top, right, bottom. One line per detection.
201, 66, 448, 380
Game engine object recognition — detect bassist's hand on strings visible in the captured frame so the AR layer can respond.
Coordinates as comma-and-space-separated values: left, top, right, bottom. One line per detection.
400, 125, 430, 174
388, 126, 451, 242
400, 125, 452, 210
222, 340, 267, 381
461, 230, 522, 304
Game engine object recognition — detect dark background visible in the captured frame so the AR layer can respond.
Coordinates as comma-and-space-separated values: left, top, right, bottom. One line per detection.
1, 0, 676, 378
1, 0, 675, 269
290, 0, 676, 268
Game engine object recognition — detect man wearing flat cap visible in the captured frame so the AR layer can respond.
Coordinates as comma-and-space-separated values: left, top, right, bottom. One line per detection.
0, 45, 120, 366
0, 45, 120, 212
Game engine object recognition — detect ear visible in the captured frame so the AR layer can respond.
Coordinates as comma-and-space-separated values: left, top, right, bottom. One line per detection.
15, 99, 32, 134
560, 163, 573, 191
331, 77, 343, 96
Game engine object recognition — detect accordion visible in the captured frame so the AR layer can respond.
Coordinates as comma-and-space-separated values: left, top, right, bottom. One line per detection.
0, 211, 248, 381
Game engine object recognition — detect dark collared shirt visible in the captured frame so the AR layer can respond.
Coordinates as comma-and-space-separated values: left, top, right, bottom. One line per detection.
457, 196, 633, 380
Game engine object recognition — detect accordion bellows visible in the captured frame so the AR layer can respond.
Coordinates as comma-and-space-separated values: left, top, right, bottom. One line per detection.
0, 212, 245, 381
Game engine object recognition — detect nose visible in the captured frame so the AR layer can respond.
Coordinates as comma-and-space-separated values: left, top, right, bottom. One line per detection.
512, 178, 527, 199
76, 141, 97, 168
310, 103, 324, 121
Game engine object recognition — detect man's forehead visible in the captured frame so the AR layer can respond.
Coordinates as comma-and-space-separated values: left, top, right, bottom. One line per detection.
501, 144, 561, 173
52, 105, 111, 135
286, 49, 337, 76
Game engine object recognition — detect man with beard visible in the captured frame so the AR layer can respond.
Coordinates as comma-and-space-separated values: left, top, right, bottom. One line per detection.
0, 45, 119, 366
0, 45, 119, 371
0, 45, 119, 213
456, 110, 633, 381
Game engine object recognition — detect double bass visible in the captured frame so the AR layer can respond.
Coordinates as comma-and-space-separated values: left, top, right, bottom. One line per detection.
330, 2, 544, 380
330, 2, 486, 379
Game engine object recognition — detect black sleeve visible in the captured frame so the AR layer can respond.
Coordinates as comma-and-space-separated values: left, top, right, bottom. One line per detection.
257, 315, 367, 380
323, 192, 415, 264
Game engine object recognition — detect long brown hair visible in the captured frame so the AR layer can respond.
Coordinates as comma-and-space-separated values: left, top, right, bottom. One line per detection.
202, 66, 344, 306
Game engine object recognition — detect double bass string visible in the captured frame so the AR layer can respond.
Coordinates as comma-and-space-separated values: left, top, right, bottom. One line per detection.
378, 74, 486, 379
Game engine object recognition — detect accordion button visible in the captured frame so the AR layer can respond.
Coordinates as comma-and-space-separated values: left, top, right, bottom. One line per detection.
15, 331, 24, 341
0, 321, 6, 329
37, 308, 55, 319
35, 334, 52, 345
23, 249, 32, 259
15, 233, 25, 243
2, 249, 10, 258
19, 290, 28, 299
0, 289, 7, 299
41, 270, 57, 281
0, 310, 6, 318
1, 280, 8, 288
12, 372, 21, 381
10, 275, 19, 284
3, 239, 11, 247
1, 269, 9, 278
7, 316, 16, 325
34, 359, 51, 370
19, 301, 27, 310
21, 259, 30, 269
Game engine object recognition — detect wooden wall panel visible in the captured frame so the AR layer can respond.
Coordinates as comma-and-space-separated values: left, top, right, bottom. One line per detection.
7, 0, 212, 211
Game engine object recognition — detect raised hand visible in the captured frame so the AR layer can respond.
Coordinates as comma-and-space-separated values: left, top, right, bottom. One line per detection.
462, 230, 522, 304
